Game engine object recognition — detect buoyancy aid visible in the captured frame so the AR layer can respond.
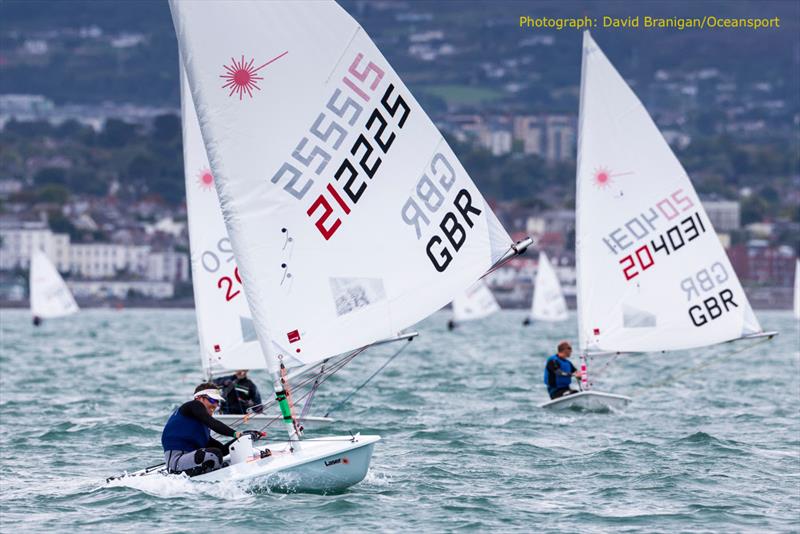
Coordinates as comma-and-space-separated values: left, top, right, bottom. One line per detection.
161, 405, 210, 452
543, 354, 574, 392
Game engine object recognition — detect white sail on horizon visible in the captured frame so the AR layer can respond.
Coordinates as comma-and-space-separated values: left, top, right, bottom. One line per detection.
181, 66, 270, 374
793, 259, 799, 320
30, 249, 79, 320
171, 1, 517, 371
575, 31, 762, 354
530, 251, 568, 322
452, 280, 500, 323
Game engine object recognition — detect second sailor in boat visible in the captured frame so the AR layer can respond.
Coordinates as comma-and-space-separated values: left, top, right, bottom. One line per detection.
213, 370, 263, 415
161, 383, 258, 476
543, 341, 583, 399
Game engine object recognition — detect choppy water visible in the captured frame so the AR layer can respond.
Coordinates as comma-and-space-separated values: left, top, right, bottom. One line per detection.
0, 308, 798, 532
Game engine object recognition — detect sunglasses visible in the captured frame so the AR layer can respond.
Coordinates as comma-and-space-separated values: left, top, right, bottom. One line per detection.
203, 396, 220, 405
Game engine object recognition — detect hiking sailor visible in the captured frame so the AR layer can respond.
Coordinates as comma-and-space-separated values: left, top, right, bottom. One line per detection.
543, 341, 583, 400
161, 383, 257, 476
213, 370, 263, 415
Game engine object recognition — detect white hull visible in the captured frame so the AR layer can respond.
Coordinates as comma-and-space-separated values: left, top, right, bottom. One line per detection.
539, 391, 631, 412
214, 414, 334, 429
113, 434, 379, 494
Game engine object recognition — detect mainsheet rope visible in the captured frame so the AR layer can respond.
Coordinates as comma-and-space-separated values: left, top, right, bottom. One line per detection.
630, 334, 775, 393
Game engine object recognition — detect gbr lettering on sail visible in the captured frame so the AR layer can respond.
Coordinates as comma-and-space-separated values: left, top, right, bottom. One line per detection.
269, 51, 480, 273
599, 186, 739, 328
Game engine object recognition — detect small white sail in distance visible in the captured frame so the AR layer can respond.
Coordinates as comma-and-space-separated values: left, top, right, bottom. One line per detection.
452, 279, 500, 323
793, 259, 799, 320
181, 65, 268, 375
30, 249, 78, 319
171, 0, 524, 371
575, 31, 765, 355
530, 251, 568, 322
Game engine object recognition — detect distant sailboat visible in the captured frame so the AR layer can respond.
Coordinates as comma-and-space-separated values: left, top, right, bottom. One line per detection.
524, 251, 568, 325
180, 66, 332, 428
794, 259, 799, 320
116, 0, 530, 491
541, 32, 776, 411
29, 249, 78, 326
450, 279, 500, 329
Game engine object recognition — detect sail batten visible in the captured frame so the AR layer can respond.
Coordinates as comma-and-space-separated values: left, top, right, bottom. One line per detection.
171, 0, 516, 369
576, 31, 762, 354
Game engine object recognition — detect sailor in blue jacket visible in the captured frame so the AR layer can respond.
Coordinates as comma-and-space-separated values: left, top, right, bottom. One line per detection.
161, 383, 247, 476
544, 341, 583, 399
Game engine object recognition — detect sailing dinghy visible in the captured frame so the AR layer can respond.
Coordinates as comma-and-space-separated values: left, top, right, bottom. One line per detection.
181, 65, 333, 430
449, 279, 500, 329
29, 249, 78, 325
541, 32, 776, 411
115, 0, 529, 492
524, 251, 568, 325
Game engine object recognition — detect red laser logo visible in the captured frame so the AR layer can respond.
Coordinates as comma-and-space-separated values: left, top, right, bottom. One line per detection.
220, 51, 288, 100
591, 167, 634, 190
197, 169, 214, 191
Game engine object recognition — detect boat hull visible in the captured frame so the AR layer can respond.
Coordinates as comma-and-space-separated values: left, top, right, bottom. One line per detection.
199, 434, 379, 493
539, 391, 631, 412
112, 434, 379, 494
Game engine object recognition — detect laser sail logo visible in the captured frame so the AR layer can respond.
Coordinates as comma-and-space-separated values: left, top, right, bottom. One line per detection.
220, 52, 288, 100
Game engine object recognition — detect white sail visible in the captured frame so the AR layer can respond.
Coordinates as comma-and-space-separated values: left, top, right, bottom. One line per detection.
171, 1, 514, 370
530, 252, 568, 322
575, 31, 762, 354
794, 259, 799, 320
30, 249, 78, 319
452, 280, 500, 323
181, 66, 268, 374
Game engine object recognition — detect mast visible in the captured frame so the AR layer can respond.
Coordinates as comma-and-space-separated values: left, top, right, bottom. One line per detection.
575, 31, 592, 383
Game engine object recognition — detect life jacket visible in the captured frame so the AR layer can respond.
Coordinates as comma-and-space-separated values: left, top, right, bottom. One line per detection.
543, 354, 574, 391
161, 404, 210, 452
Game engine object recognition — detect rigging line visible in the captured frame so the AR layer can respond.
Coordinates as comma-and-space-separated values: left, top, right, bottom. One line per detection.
324, 337, 413, 418
225, 349, 364, 427
588, 352, 622, 379
630, 335, 774, 393
251, 350, 364, 433
300, 362, 325, 419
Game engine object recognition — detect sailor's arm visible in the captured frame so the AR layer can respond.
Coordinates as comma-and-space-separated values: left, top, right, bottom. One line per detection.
181, 401, 240, 438
547, 359, 573, 377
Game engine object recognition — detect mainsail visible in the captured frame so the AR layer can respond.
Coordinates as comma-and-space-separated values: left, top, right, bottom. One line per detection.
530, 251, 568, 322
30, 249, 78, 319
171, 1, 517, 372
575, 31, 762, 355
181, 66, 268, 375
452, 280, 500, 323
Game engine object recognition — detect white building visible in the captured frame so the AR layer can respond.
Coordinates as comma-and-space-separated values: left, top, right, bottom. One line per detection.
701, 199, 740, 232
0, 220, 71, 271
545, 116, 574, 163
147, 250, 190, 282
513, 115, 575, 162
67, 280, 174, 299
69, 243, 150, 278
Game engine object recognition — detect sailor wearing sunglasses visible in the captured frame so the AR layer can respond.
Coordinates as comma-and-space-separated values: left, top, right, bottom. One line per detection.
161, 382, 258, 476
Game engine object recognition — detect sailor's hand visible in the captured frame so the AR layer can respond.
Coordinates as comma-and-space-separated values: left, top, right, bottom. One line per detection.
234, 431, 243, 439
242, 430, 266, 441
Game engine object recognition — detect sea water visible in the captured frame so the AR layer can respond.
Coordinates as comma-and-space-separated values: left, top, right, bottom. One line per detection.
0, 309, 797, 532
